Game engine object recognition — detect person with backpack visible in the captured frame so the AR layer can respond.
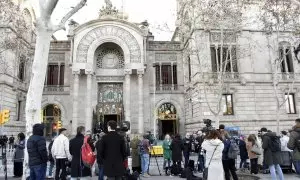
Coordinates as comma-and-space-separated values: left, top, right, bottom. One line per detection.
27, 124, 48, 180
260, 127, 284, 180
98, 121, 127, 180
222, 136, 239, 180
287, 118, 300, 175
51, 128, 72, 180
69, 126, 94, 179
139, 134, 151, 178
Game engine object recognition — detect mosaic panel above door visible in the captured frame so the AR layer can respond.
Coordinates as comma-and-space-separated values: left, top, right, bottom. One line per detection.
98, 83, 123, 115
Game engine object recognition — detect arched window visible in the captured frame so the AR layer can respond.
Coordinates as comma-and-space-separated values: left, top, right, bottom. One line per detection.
158, 103, 177, 120
43, 104, 61, 138
95, 42, 124, 69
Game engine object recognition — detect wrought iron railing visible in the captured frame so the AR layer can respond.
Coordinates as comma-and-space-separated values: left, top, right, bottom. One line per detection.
43, 85, 70, 94
155, 84, 179, 91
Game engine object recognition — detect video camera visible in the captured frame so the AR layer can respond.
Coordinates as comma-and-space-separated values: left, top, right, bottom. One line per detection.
0, 135, 8, 146
117, 121, 130, 132
202, 119, 215, 133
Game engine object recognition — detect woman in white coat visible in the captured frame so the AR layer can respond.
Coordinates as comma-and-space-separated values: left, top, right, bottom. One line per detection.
202, 130, 225, 180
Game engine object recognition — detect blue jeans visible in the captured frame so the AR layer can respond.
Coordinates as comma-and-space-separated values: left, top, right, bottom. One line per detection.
269, 164, 284, 180
30, 164, 47, 180
294, 160, 300, 175
198, 154, 205, 172
98, 165, 104, 180
48, 162, 55, 176
141, 154, 150, 174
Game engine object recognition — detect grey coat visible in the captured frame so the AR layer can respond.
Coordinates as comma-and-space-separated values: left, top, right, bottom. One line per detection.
262, 132, 283, 166
287, 125, 300, 161
14, 140, 25, 163
130, 138, 141, 168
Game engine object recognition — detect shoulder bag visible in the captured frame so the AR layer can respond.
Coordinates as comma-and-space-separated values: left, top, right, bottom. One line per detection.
251, 143, 262, 155
203, 145, 218, 180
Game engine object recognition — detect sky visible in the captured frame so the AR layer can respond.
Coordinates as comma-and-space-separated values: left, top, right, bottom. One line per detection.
47, 0, 177, 41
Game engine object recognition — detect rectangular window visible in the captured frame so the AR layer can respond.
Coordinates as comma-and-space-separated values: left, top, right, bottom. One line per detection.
17, 101, 22, 121
222, 94, 234, 115
285, 94, 296, 114
18, 57, 26, 81
46, 64, 59, 85
188, 56, 191, 82
59, 64, 65, 85
211, 46, 238, 72
154, 64, 178, 90
280, 48, 294, 73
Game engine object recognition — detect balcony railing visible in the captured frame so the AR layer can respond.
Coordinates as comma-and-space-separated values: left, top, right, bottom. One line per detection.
43, 85, 70, 94
156, 84, 179, 91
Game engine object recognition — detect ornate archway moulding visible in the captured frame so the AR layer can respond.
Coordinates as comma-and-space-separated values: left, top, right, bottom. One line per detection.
41, 99, 67, 123
76, 25, 141, 63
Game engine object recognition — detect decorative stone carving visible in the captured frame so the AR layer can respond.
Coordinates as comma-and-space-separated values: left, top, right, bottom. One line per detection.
155, 53, 177, 62
96, 76, 125, 82
148, 42, 181, 51
76, 26, 141, 63
97, 49, 124, 69
124, 69, 132, 75
48, 53, 65, 62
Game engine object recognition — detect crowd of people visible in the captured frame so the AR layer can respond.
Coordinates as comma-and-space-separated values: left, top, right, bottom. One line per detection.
3, 118, 300, 180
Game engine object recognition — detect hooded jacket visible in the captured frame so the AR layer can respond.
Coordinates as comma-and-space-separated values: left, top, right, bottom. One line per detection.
27, 124, 48, 167
288, 124, 300, 161
262, 132, 283, 165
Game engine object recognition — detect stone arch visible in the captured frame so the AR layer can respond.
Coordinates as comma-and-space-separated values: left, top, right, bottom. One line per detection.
76, 25, 141, 64
155, 98, 183, 119
42, 101, 67, 125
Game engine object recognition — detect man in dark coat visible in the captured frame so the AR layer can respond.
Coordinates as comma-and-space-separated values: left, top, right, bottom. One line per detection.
261, 127, 284, 180
69, 126, 94, 179
27, 123, 48, 180
99, 120, 127, 180
171, 134, 184, 166
287, 118, 300, 175
183, 133, 192, 168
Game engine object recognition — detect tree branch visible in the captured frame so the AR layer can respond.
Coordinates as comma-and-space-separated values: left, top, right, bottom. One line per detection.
291, 0, 300, 6
53, 0, 87, 32
41, 0, 59, 21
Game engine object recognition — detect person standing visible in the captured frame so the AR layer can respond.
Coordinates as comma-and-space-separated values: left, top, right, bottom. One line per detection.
246, 135, 259, 174
51, 128, 72, 180
201, 130, 224, 180
183, 133, 192, 168
98, 121, 127, 180
9, 135, 15, 152
171, 134, 184, 167
27, 124, 48, 180
130, 134, 141, 174
288, 118, 300, 175
281, 131, 292, 152
261, 127, 284, 180
222, 137, 239, 180
47, 137, 55, 178
13, 133, 25, 177
196, 130, 205, 173
139, 134, 151, 177
69, 126, 93, 180
96, 132, 106, 180
239, 136, 249, 169
162, 134, 172, 175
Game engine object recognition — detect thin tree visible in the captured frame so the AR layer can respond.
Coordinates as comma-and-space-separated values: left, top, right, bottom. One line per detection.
260, 0, 300, 133
23, 0, 87, 178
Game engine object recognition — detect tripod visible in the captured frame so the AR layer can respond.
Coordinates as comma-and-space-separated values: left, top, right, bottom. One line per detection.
147, 146, 161, 176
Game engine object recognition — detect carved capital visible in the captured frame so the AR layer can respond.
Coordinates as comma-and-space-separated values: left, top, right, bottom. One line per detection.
124, 69, 132, 75
137, 69, 145, 75
72, 70, 80, 75
85, 70, 94, 75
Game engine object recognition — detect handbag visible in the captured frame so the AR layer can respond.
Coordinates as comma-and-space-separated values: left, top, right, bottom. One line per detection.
251, 144, 261, 155
203, 145, 218, 180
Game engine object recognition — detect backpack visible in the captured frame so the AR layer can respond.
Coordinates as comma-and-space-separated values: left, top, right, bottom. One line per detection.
81, 136, 96, 168
228, 139, 239, 159
269, 136, 281, 152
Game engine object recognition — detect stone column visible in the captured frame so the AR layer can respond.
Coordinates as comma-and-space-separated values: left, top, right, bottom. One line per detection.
57, 62, 61, 86
171, 62, 174, 90
159, 62, 162, 90
85, 71, 93, 131
138, 69, 144, 134
124, 69, 132, 125
72, 71, 80, 135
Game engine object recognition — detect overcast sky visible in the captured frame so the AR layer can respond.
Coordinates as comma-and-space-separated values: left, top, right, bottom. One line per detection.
47, 0, 176, 40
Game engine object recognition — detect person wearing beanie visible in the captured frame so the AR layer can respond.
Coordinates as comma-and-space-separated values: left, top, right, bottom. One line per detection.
51, 128, 72, 180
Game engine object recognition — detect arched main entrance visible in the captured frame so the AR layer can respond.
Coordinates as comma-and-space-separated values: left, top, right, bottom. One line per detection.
158, 103, 178, 139
42, 104, 61, 138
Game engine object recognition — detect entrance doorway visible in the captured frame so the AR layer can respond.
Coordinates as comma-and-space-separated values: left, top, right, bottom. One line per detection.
103, 114, 119, 133
157, 103, 178, 140
159, 120, 177, 139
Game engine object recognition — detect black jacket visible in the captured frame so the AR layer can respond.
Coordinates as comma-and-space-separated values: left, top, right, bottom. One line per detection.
69, 133, 94, 177
171, 137, 184, 162
183, 137, 192, 154
27, 124, 48, 167
99, 131, 126, 177
262, 132, 283, 165
239, 140, 249, 160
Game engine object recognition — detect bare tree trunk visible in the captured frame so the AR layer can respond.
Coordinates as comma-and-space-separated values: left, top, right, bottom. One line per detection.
215, 114, 220, 129
23, 30, 52, 180
276, 107, 280, 134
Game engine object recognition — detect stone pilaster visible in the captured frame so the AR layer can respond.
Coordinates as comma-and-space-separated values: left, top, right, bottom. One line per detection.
72, 70, 80, 135
138, 69, 144, 134
124, 69, 132, 126
85, 70, 94, 132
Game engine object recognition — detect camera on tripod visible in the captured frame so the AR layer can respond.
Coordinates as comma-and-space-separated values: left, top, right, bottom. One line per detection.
202, 119, 215, 133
